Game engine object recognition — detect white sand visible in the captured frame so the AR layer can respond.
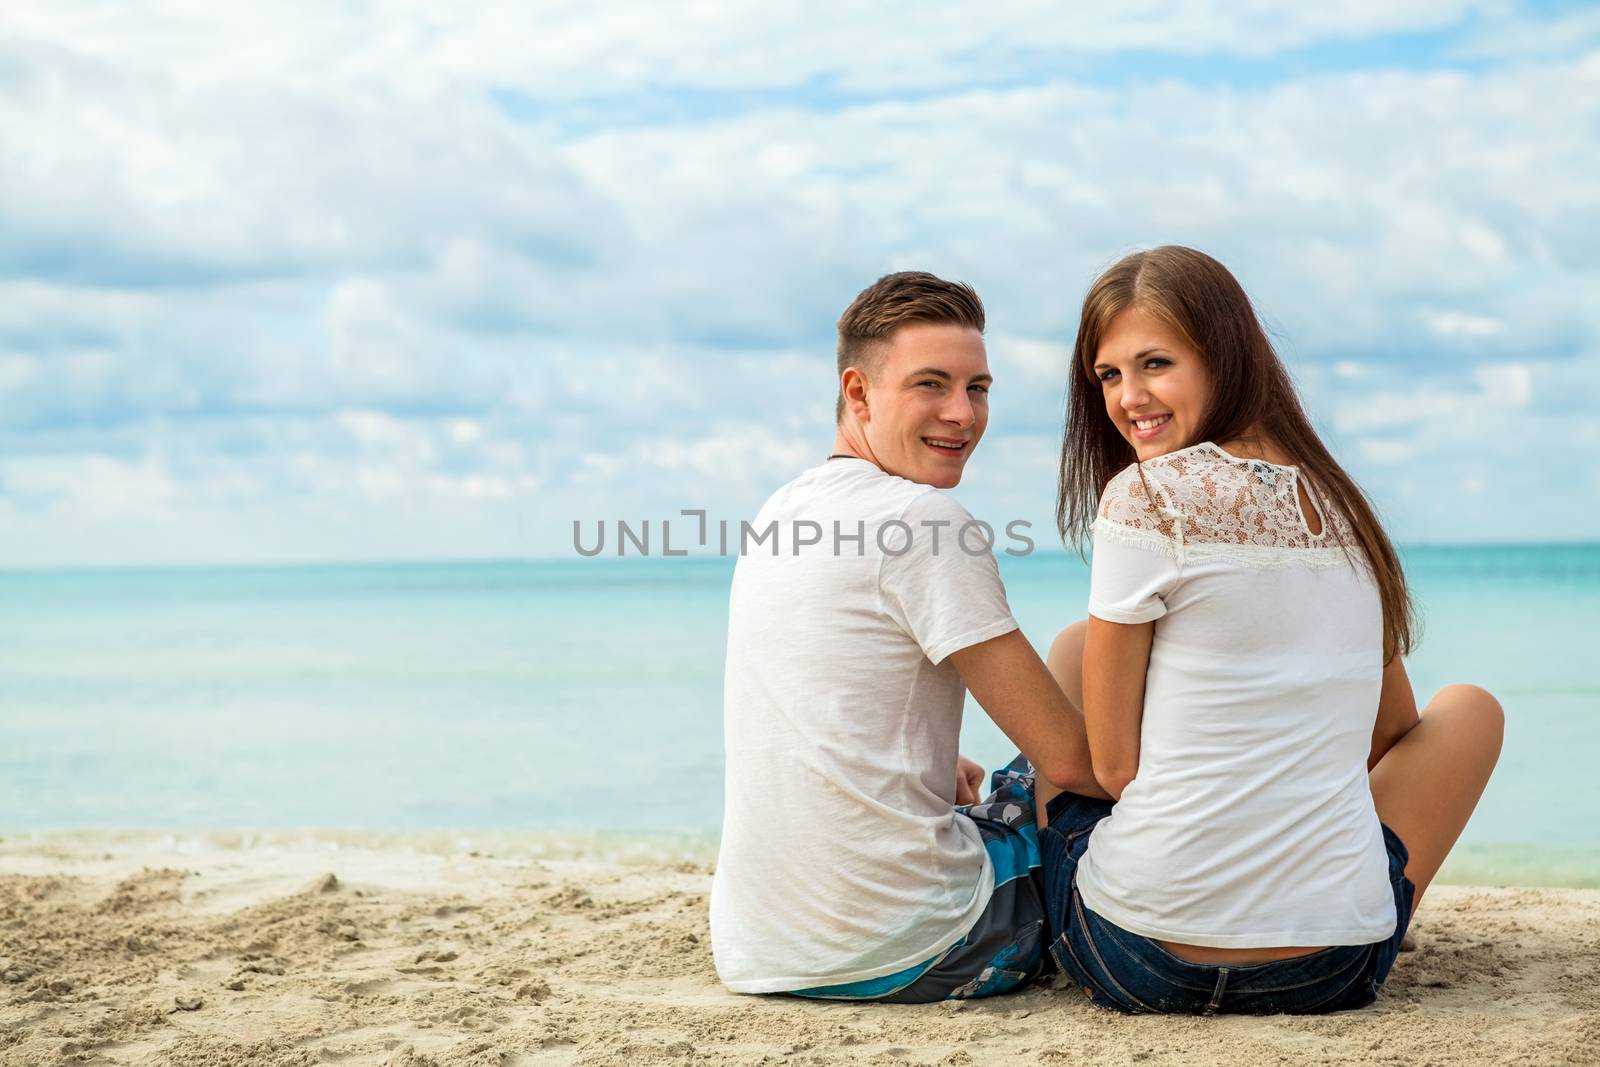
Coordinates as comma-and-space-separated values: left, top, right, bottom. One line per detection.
2, 830, 1597, 1066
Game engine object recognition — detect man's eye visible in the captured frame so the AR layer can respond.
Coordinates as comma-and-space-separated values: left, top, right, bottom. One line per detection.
969, 384, 989, 394
918, 380, 941, 388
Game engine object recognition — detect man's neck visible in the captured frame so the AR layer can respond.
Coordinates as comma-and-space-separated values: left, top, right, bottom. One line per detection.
830, 426, 874, 466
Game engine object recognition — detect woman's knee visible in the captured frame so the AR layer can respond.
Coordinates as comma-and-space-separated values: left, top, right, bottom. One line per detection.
1048, 620, 1089, 670
1046, 620, 1090, 712
1431, 684, 1505, 756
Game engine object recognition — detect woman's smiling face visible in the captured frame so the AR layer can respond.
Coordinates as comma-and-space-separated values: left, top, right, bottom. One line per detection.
1092, 304, 1213, 461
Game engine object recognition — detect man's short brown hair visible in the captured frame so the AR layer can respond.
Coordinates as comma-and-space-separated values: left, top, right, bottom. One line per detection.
835, 271, 986, 422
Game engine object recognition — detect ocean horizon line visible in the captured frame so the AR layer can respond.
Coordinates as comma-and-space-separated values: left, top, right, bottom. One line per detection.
5, 539, 1600, 577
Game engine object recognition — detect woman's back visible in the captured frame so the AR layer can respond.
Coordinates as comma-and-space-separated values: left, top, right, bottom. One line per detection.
1075, 442, 1397, 947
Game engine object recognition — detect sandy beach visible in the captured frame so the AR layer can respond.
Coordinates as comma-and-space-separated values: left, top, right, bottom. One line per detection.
2, 831, 1597, 1066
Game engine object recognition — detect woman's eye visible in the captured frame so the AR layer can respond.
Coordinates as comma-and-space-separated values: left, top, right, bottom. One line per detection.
1097, 370, 1118, 382
1145, 358, 1170, 369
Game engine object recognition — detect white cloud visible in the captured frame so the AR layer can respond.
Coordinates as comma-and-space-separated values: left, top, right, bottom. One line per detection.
1425, 310, 1505, 338
1331, 360, 1539, 435
9, 2, 1491, 101
1451, 6, 1600, 59
1319, 353, 1600, 542
991, 336, 1074, 388
2, 3, 1598, 562
559, 56, 1600, 366
1473, 363, 1533, 407
638, 426, 816, 487
3, 453, 181, 516
0, 33, 620, 289
1356, 438, 1420, 466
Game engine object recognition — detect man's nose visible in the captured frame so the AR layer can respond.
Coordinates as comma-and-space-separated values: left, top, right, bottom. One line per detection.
942, 391, 975, 427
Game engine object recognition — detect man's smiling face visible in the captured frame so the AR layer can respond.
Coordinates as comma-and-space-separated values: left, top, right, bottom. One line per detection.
859, 322, 990, 488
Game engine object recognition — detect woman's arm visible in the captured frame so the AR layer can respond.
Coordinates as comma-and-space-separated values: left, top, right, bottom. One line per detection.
1368, 655, 1420, 771
1082, 616, 1155, 799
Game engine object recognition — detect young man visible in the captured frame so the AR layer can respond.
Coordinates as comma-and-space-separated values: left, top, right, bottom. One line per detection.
710, 272, 1105, 1003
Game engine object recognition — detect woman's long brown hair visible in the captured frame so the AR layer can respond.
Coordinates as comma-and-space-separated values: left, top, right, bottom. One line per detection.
1055, 245, 1417, 663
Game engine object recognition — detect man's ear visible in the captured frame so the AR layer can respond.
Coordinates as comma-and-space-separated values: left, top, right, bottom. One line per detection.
841, 367, 871, 423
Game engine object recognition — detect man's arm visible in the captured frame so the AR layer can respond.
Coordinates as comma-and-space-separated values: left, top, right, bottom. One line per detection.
948, 629, 1110, 799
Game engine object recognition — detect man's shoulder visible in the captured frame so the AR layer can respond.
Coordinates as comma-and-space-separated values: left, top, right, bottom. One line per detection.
825, 463, 973, 521
896, 485, 976, 526
769, 462, 947, 520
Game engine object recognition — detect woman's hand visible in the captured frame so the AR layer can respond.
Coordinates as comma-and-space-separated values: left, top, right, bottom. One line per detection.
955, 755, 986, 805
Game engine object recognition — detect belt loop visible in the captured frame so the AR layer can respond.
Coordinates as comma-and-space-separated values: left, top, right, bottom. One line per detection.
1204, 967, 1229, 1015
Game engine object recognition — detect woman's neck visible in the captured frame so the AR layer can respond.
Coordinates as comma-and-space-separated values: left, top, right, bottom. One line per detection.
1214, 429, 1296, 468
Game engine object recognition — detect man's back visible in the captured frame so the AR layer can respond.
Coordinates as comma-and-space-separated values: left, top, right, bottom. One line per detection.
710, 458, 1018, 992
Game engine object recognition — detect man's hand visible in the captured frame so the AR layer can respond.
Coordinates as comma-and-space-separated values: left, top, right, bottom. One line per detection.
955, 755, 986, 806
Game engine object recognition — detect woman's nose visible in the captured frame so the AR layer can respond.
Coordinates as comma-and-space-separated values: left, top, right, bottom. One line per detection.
1120, 380, 1151, 410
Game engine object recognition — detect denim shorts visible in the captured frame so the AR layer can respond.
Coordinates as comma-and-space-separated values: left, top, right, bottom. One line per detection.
1040, 791, 1416, 1015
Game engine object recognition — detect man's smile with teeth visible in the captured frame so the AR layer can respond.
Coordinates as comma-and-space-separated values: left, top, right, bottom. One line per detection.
923, 437, 967, 453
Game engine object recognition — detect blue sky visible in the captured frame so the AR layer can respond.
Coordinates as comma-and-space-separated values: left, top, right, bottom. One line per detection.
1, 1, 1598, 566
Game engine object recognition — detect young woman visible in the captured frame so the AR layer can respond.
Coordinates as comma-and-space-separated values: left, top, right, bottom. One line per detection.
1036, 246, 1503, 1014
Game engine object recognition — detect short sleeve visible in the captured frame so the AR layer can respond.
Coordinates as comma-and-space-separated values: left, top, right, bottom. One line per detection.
1089, 525, 1182, 623
878, 490, 1018, 665
1088, 466, 1182, 624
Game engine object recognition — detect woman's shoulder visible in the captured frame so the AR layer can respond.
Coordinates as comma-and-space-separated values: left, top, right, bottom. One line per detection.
1095, 462, 1178, 536
1095, 444, 1227, 522
1097, 442, 1353, 556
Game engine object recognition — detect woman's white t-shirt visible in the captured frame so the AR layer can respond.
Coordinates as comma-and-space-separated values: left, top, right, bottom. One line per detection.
1075, 442, 1397, 948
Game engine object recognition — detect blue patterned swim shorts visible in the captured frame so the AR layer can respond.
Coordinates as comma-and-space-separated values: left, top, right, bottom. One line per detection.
789, 754, 1052, 1003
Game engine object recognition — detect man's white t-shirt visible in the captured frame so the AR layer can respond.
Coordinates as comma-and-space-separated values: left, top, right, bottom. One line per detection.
710, 458, 1019, 993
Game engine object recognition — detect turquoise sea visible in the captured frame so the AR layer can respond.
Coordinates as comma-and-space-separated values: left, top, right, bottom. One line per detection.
2, 547, 1596, 884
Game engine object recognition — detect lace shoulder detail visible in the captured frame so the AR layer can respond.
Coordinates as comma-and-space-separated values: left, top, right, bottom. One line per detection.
1094, 463, 1182, 558
1094, 443, 1359, 570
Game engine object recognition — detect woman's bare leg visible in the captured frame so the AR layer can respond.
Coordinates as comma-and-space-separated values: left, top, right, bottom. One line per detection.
1369, 684, 1505, 913
1036, 620, 1089, 828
